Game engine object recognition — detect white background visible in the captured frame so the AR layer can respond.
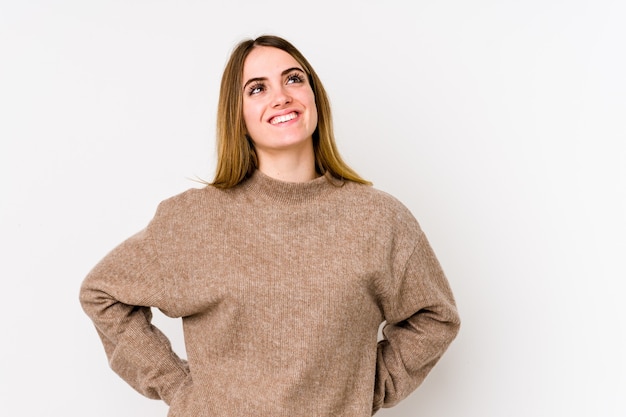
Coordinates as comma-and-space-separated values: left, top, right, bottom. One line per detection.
1, 1, 625, 416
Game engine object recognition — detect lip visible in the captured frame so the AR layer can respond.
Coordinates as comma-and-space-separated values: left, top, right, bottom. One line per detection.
267, 110, 300, 124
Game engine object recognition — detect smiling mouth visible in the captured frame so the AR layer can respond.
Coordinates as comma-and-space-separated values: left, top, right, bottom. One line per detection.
269, 112, 298, 125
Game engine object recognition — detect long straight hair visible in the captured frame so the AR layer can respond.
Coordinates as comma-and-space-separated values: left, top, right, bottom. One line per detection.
211, 35, 371, 188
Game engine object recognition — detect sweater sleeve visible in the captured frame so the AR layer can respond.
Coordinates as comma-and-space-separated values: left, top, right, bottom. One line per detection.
79, 225, 189, 405
372, 231, 460, 414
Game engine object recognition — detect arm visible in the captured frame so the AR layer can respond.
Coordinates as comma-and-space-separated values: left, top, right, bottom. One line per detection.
79, 227, 188, 405
372, 232, 460, 413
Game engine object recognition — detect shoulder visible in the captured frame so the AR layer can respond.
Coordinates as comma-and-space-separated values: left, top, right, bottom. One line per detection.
339, 181, 423, 235
341, 181, 418, 219
157, 185, 216, 211
148, 185, 228, 229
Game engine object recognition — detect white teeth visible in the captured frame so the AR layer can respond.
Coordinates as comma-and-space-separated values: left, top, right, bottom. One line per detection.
270, 112, 297, 125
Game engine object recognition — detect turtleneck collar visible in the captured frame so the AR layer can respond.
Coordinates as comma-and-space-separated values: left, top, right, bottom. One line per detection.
239, 169, 345, 205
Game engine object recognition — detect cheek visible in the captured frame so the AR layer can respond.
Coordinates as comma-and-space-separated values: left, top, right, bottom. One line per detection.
242, 102, 258, 132
303, 91, 318, 125
311, 103, 318, 124
309, 100, 319, 128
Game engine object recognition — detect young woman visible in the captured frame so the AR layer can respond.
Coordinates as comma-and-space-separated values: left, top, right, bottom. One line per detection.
80, 35, 460, 417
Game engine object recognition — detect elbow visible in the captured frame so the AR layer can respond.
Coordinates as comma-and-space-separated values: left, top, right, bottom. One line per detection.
78, 271, 113, 319
441, 304, 461, 346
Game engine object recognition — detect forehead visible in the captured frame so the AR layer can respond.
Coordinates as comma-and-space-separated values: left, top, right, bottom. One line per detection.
242, 46, 302, 79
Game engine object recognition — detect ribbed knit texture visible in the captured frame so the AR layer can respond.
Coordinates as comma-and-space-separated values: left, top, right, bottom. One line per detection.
80, 170, 460, 417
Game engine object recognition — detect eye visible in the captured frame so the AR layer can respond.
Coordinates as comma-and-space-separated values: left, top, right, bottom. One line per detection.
286, 72, 305, 85
247, 82, 265, 96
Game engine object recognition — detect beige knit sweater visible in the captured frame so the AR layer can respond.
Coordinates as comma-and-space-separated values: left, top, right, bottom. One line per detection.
79, 170, 460, 417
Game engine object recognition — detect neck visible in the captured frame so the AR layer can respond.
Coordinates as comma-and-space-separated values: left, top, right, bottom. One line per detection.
256, 144, 317, 183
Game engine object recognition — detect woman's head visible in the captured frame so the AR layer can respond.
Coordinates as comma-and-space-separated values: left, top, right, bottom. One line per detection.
212, 35, 370, 188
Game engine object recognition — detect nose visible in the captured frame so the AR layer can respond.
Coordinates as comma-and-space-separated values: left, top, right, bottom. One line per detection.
271, 86, 292, 107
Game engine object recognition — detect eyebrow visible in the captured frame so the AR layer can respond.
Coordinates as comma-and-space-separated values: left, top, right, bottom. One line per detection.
243, 67, 305, 90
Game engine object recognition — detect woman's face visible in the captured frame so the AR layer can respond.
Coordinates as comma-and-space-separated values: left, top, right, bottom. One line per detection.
241, 46, 318, 157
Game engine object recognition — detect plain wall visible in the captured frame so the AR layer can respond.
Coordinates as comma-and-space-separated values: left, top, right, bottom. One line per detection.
1, 1, 624, 416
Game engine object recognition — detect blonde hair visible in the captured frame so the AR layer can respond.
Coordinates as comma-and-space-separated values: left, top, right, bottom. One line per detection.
211, 35, 371, 188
